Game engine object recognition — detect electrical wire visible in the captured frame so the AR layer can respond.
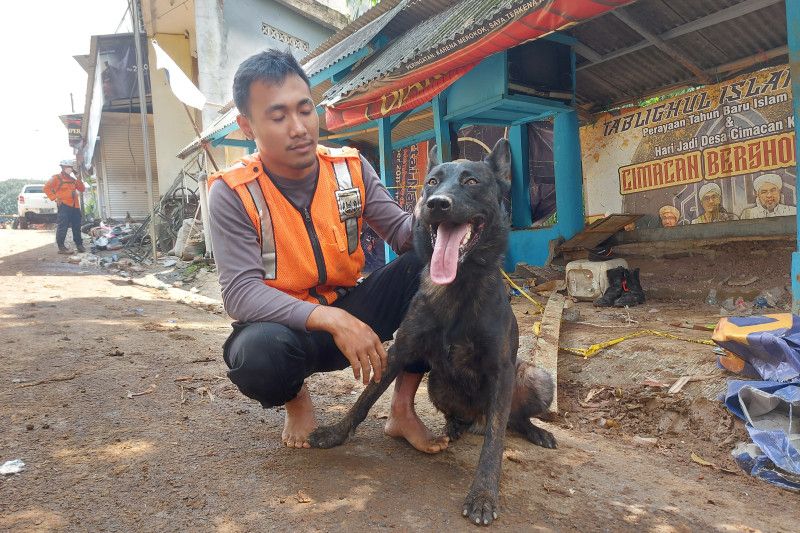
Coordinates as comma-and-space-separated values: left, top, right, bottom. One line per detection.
115, 3, 131, 33
156, 0, 192, 21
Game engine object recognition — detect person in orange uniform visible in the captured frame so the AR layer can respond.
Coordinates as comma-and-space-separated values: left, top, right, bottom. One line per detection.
208, 50, 447, 453
44, 159, 85, 254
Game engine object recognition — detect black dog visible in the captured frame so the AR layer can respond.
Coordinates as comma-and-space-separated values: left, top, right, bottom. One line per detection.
309, 139, 555, 526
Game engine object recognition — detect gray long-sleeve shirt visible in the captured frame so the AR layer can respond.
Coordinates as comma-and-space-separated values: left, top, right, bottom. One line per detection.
208, 154, 412, 330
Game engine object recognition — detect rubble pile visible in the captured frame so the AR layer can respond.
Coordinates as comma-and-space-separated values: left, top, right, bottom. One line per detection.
84, 221, 141, 252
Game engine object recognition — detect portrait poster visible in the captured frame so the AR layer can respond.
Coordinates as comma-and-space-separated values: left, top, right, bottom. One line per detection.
581, 64, 796, 229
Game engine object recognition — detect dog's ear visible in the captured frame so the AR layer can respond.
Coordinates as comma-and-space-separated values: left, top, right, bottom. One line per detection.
485, 139, 511, 181
427, 144, 440, 172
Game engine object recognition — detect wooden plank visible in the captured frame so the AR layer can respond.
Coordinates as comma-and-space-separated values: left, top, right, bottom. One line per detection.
532, 292, 566, 413
559, 214, 642, 252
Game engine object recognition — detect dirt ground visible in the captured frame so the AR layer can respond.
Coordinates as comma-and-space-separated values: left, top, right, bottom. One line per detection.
1, 228, 797, 532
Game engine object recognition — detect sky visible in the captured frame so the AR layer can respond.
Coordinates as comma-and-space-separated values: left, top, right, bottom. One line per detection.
0, 0, 131, 181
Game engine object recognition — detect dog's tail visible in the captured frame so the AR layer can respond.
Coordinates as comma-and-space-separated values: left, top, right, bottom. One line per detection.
511, 361, 554, 418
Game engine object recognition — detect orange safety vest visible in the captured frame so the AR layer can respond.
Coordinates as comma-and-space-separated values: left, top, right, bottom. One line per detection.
44, 172, 84, 208
209, 145, 366, 305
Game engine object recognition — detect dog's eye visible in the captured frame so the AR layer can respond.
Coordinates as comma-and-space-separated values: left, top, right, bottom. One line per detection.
463, 177, 478, 185
427, 177, 438, 186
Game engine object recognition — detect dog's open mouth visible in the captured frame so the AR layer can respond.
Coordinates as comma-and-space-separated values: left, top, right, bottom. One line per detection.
429, 219, 484, 285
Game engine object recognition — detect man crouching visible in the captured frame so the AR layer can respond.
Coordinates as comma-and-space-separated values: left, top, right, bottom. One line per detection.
208, 49, 446, 453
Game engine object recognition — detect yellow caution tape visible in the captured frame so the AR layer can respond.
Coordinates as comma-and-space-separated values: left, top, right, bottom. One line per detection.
561, 329, 715, 359
500, 269, 545, 314
499, 270, 712, 357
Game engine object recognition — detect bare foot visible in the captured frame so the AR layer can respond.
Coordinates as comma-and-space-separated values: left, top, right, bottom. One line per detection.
282, 384, 317, 449
385, 410, 449, 454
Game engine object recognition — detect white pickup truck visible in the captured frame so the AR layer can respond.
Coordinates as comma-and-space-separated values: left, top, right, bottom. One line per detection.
14, 184, 58, 229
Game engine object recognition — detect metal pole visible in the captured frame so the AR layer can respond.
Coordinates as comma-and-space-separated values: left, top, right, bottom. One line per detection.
197, 172, 214, 258
130, 0, 158, 260
787, 0, 800, 313
377, 117, 394, 264
180, 104, 216, 258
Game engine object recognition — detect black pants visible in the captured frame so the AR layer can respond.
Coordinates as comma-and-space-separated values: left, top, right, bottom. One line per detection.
223, 251, 428, 408
56, 204, 83, 248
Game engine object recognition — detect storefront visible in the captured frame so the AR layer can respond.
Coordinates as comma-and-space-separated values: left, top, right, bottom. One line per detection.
178, 0, 800, 309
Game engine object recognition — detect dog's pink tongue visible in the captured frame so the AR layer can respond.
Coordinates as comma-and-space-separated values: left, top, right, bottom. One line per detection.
430, 223, 470, 285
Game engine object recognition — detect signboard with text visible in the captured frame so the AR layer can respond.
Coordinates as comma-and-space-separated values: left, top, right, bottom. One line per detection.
581, 64, 796, 228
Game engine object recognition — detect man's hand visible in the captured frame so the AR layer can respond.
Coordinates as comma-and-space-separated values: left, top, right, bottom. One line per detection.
306, 306, 387, 385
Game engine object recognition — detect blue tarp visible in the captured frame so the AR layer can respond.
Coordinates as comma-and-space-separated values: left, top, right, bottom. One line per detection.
713, 314, 800, 382
732, 443, 800, 492
725, 381, 800, 491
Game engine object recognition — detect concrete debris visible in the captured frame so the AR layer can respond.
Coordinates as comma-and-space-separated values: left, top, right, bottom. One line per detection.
169, 218, 205, 260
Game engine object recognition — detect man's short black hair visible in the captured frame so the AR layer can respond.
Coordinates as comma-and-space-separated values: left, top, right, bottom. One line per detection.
233, 49, 311, 116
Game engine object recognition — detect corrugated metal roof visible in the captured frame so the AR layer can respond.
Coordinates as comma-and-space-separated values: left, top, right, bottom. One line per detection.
177, 107, 239, 159
303, 1, 409, 77
179, 0, 791, 151
683, 2, 786, 67
571, 0, 788, 111
304, 0, 406, 62
303, 0, 464, 82
383, 0, 462, 39
322, 0, 520, 105
304, 0, 460, 61
319, 108, 433, 146
316, 0, 789, 113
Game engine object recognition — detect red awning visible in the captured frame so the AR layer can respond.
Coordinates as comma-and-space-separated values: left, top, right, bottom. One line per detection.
325, 0, 633, 130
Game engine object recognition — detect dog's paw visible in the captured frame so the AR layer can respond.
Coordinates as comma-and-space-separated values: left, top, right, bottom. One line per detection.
510, 417, 558, 450
307, 423, 350, 449
527, 424, 557, 449
462, 487, 499, 526
444, 418, 469, 441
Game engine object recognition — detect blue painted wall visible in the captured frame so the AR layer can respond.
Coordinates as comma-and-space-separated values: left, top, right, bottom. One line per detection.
786, 0, 800, 312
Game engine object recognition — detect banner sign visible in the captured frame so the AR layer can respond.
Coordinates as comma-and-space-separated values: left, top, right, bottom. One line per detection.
326, 67, 471, 131
99, 37, 150, 104
581, 64, 796, 228
324, 0, 633, 130
394, 141, 429, 213
63, 114, 83, 149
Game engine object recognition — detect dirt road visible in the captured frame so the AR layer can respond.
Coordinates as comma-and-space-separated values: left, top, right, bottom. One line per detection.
1, 229, 795, 532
